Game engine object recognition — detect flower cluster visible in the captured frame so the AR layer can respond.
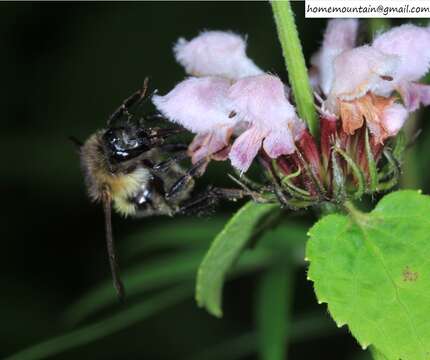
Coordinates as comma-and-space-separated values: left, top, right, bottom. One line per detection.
153, 31, 305, 173
152, 22, 430, 206
314, 20, 430, 143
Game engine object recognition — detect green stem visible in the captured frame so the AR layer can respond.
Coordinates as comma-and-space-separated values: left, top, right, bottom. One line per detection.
256, 261, 293, 360
317, 202, 341, 216
400, 112, 421, 189
271, 0, 318, 137
343, 201, 368, 225
190, 313, 336, 360
368, 18, 390, 39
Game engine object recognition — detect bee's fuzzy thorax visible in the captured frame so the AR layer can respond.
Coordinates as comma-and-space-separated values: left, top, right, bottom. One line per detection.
80, 131, 151, 216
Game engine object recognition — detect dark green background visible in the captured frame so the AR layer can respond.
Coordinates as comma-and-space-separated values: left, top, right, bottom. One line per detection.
1, 2, 427, 359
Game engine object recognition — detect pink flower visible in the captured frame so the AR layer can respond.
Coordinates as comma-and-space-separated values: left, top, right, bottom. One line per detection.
327, 45, 399, 108
152, 77, 236, 163
323, 45, 404, 142
228, 74, 305, 172
381, 103, 408, 138
174, 31, 263, 80
372, 24, 430, 111
311, 19, 359, 96
310, 21, 426, 142
153, 30, 267, 165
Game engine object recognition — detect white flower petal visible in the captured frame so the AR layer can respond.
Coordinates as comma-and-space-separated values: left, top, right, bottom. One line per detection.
152, 77, 235, 134
227, 74, 304, 171
382, 102, 408, 137
327, 45, 400, 113
263, 128, 296, 158
174, 31, 263, 80
311, 19, 359, 95
229, 127, 265, 172
373, 24, 430, 86
188, 127, 233, 163
228, 74, 299, 129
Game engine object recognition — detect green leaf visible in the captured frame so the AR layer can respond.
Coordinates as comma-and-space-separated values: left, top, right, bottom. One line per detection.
121, 218, 227, 259
4, 285, 192, 360
64, 252, 204, 325
189, 312, 337, 360
370, 346, 389, 360
65, 248, 275, 326
196, 201, 279, 317
256, 262, 292, 360
254, 221, 303, 360
258, 221, 308, 263
307, 190, 430, 360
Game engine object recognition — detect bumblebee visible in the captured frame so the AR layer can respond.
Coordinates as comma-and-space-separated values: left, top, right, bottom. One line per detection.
78, 79, 246, 300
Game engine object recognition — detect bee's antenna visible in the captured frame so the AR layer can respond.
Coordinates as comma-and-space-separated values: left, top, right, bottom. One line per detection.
68, 136, 83, 150
141, 77, 149, 99
101, 191, 126, 302
108, 78, 150, 127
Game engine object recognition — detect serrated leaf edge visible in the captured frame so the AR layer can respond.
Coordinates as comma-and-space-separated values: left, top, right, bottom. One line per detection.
306, 190, 430, 360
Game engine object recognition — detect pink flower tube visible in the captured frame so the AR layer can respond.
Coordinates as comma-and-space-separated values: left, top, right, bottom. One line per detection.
228, 74, 305, 172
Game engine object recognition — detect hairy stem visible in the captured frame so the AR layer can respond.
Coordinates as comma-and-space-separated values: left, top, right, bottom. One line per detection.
401, 112, 421, 189
368, 18, 390, 39
271, 0, 318, 137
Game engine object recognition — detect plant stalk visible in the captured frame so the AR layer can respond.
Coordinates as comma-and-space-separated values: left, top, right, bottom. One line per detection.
343, 200, 368, 225
271, 0, 318, 137
256, 262, 293, 360
368, 18, 390, 39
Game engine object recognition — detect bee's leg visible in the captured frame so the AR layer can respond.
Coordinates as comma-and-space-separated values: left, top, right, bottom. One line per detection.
153, 143, 190, 172
151, 127, 186, 139
206, 186, 247, 202
166, 157, 209, 199
144, 112, 165, 121
153, 151, 189, 172
231, 168, 258, 189
145, 128, 187, 149
258, 155, 291, 208
227, 174, 271, 203
177, 186, 246, 215
158, 143, 188, 153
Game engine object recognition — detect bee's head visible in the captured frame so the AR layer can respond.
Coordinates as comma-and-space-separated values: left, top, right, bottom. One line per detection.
103, 125, 154, 162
